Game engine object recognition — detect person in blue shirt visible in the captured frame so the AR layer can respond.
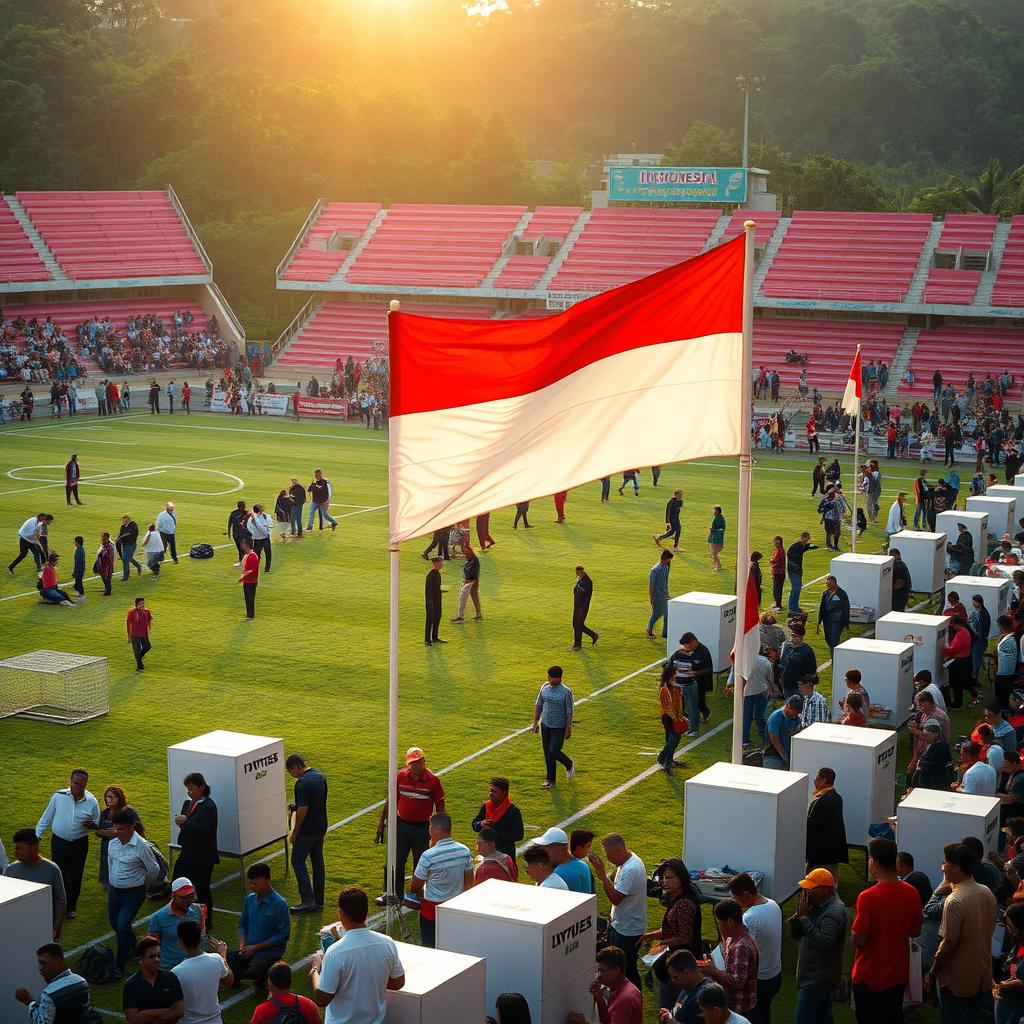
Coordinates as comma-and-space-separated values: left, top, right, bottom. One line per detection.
764, 696, 803, 770
71, 536, 86, 599
226, 863, 290, 985
646, 550, 673, 638
947, 468, 961, 508
533, 827, 593, 892
148, 878, 205, 969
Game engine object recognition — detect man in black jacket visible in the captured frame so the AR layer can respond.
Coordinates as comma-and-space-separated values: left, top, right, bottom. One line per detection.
671, 632, 714, 734
116, 515, 143, 580
816, 576, 851, 652
225, 501, 250, 565
805, 768, 848, 878
811, 458, 828, 498
890, 548, 912, 612
946, 524, 974, 575
470, 777, 524, 860
787, 532, 818, 615
571, 566, 599, 650
172, 774, 219, 928
287, 478, 305, 537
654, 490, 684, 550
424, 558, 445, 646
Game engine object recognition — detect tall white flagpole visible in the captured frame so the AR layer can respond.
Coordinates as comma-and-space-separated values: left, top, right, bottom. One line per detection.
731, 221, 756, 765
385, 299, 401, 936
850, 344, 862, 554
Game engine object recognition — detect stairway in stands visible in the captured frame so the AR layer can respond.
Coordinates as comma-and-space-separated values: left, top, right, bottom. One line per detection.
905, 221, 944, 303
974, 220, 1012, 306
885, 326, 921, 394
535, 211, 592, 290
4, 195, 69, 282
752, 218, 789, 294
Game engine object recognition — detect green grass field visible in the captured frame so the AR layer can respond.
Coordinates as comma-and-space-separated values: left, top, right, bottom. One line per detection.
0, 411, 952, 1022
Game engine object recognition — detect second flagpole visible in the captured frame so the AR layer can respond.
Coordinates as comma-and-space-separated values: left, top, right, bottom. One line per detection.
731, 221, 756, 765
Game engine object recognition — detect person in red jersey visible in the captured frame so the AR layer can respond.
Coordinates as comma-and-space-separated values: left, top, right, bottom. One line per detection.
239, 538, 259, 620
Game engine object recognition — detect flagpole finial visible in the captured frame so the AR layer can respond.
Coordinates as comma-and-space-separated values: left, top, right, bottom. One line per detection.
389, 299, 401, 313
743, 219, 756, 229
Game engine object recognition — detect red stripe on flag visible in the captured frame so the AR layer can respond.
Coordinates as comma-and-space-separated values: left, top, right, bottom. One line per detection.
388, 235, 745, 417
849, 348, 862, 399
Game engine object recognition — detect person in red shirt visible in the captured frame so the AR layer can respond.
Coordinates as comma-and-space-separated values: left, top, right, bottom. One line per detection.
126, 596, 153, 671
554, 490, 568, 523
250, 961, 320, 1024
181, 381, 191, 416
473, 827, 518, 884
238, 538, 259, 620
39, 552, 76, 605
374, 747, 445, 905
851, 837, 923, 1023
568, 945, 642, 1024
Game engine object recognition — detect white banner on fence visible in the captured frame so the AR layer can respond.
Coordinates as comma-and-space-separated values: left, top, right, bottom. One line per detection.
210, 391, 289, 416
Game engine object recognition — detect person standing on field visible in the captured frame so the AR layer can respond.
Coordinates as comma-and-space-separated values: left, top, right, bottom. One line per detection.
127, 597, 153, 671
424, 557, 445, 647
647, 549, 673, 638
533, 666, 575, 790
571, 565, 599, 649
306, 469, 337, 532
156, 502, 178, 564
654, 490, 684, 550
287, 478, 305, 537
97, 531, 115, 596
116, 515, 143, 580
246, 504, 273, 573
451, 546, 482, 623
65, 455, 82, 506
181, 381, 191, 415
8, 513, 46, 574
239, 539, 259, 620
285, 754, 328, 913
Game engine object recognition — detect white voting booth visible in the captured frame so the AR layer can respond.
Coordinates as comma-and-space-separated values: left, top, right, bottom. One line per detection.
897, 789, 1000, 888
986, 485, 1024, 507
936, 510, 988, 563
167, 731, 287, 868
791, 724, 897, 847
876, 612, 949, 687
1016, 473, 1024, 489
0, 877, 54, 1023
945, 575, 1012, 636
666, 591, 736, 671
830, 553, 893, 620
831, 638, 915, 725
888, 531, 946, 594
683, 762, 806, 902
386, 941, 485, 1024
438, 880, 596, 1024
968, 495, 1017, 539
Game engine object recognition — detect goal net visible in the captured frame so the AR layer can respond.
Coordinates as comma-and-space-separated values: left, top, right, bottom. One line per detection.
0, 650, 109, 725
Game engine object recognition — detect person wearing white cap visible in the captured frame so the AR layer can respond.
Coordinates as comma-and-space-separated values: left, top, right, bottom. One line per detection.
523, 846, 568, 889
156, 502, 178, 564
532, 827, 593, 893
147, 876, 205, 970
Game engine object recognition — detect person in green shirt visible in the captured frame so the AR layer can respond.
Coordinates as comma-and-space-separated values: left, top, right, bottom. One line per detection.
708, 506, 726, 572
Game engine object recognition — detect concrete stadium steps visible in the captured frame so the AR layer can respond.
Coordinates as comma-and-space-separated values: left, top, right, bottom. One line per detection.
897, 323, 1024, 397
1, 197, 58, 283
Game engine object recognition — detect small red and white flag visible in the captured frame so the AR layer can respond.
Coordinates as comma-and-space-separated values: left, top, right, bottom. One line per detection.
387, 236, 747, 543
841, 346, 862, 415
735, 567, 762, 679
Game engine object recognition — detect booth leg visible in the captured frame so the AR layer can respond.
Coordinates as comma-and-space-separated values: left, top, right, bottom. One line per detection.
238, 855, 247, 897
283, 836, 289, 877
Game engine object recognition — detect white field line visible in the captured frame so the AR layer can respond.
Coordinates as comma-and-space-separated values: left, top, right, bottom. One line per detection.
122, 418, 388, 444
64, 658, 665, 959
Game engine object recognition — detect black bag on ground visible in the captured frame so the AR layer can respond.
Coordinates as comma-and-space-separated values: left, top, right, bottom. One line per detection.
79, 943, 115, 984
189, 543, 214, 559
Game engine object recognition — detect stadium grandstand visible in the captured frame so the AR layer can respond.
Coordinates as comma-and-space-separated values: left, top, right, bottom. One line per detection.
274, 199, 1024, 395
0, 188, 244, 386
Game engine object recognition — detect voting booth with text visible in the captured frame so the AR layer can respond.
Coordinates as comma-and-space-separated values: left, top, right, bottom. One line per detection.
936, 510, 988, 563
945, 575, 1011, 636
684, 762, 807, 902
0, 877, 54, 1023
830, 553, 893, 620
666, 591, 736, 671
791, 724, 897, 847
167, 731, 287, 870
831, 637, 914, 725
967, 495, 1017, 540
897, 789, 1000, 888
876, 612, 948, 687
888, 531, 945, 594
385, 941, 486, 1024
437, 879, 596, 1024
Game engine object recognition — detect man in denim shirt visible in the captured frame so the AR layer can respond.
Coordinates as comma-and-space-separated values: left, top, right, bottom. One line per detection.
646, 550, 673, 638
532, 666, 575, 790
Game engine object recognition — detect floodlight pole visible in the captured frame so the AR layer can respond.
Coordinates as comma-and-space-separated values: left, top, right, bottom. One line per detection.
385, 299, 401, 937
731, 221, 756, 765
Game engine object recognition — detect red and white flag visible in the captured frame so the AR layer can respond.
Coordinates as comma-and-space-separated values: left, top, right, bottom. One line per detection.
841, 347, 862, 415
387, 235, 747, 543
735, 567, 762, 679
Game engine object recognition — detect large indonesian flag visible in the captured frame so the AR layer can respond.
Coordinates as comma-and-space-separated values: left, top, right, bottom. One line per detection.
387, 234, 747, 544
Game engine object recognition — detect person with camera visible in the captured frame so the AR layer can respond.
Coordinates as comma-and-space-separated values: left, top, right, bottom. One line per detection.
641, 859, 704, 1010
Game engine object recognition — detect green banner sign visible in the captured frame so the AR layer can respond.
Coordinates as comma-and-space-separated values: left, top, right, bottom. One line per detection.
608, 165, 747, 204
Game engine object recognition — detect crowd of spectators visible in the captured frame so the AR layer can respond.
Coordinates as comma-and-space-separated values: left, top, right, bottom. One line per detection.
0, 312, 84, 383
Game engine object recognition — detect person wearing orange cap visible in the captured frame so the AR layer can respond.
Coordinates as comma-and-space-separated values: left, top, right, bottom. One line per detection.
787, 868, 847, 1023
374, 747, 445, 906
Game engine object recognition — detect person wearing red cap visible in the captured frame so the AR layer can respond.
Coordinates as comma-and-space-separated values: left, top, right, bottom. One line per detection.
374, 747, 445, 906
149, 878, 206, 969
239, 539, 259, 619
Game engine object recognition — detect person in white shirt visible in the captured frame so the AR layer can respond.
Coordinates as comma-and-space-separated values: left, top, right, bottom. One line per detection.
311, 886, 405, 1024
885, 492, 907, 546
523, 846, 569, 889
35, 769, 99, 919
156, 502, 179, 564
956, 741, 997, 797
172, 919, 232, 1024
725, 651, 772, 750
727, 872, 783, 1022
8, 513, 46, 573
141, 523, 165, 579
913, 670, 947, 714
246, 504, 274, 573
588, 833, 647, 989
107, 808, 160, 977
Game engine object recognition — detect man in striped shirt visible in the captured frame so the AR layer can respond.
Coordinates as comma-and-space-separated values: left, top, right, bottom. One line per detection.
410, 814, 473, 948
798, 677, 832, 729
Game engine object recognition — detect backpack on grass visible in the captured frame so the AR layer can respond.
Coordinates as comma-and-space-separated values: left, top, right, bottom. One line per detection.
189, 543, 214, 559
79, 943, 115, 984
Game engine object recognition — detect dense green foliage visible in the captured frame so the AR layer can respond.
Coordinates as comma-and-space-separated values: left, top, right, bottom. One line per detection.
2, 0, 1023, 335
